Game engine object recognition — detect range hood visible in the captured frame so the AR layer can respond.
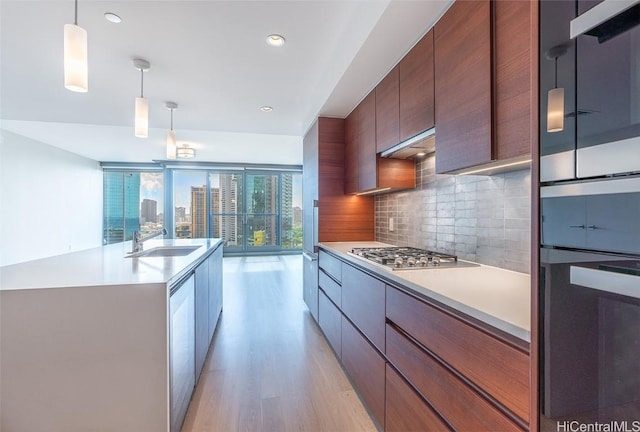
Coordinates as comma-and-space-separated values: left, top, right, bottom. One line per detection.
380, 128, 435, 159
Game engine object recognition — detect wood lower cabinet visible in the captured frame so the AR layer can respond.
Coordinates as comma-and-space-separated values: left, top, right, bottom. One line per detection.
318, 290, 342, 358
341, 316, 385, 429
386, 324, 522, 431
319, 249, 342, 282
341, 263, 385, 352
386, 285, 530, 425
385, 365, 449, 432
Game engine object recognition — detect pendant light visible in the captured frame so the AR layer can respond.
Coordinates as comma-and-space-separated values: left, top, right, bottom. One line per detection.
133, 59, 150, 138
546, 44, 568, 133
177, 144, 195, 159
166, 102, 178, 159
64, 0, 88, 92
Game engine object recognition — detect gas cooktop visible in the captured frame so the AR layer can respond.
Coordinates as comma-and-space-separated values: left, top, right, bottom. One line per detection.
348, 246, 477, 271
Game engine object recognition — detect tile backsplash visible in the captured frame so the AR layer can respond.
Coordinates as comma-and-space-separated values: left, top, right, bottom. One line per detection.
375, 154, 531, 274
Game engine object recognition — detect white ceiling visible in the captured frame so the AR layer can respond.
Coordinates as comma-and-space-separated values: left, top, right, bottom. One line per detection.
0, 0, 452, 164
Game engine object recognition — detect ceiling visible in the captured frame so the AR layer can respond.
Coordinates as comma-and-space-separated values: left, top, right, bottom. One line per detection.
0, 0, 452, 164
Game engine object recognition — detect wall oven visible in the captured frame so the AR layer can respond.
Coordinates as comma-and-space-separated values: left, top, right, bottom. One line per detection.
540, 0, 640, 182
539, 177, 640, 430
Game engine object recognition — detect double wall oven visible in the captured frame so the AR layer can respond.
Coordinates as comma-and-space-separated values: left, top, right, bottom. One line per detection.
540, 1, 640, 430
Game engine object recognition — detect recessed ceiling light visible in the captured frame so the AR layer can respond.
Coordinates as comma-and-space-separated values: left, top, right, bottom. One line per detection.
104, 12, 122, 24
416, 152, 426, 156
266, 34, 285, 47
261, 106, 273, 112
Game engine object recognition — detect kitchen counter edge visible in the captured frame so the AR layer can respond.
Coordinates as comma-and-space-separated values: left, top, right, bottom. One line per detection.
319, 241, 530, 344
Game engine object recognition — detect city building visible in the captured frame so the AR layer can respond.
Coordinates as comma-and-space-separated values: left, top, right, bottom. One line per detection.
140, 198, 157, 224
103, 172, 140, 244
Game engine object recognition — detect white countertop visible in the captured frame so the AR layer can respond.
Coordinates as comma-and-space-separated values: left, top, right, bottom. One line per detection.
0, 238, 223, 291
320, 241, 531, 342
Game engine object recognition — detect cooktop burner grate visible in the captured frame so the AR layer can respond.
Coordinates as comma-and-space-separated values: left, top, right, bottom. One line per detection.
348, 247, 469, 270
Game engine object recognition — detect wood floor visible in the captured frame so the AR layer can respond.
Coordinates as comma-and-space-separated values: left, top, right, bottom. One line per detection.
181, 255, 378, 432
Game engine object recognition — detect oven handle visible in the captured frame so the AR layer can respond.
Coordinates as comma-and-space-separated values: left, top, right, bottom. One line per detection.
570, 0, 640, 39
570, 266, 640, 299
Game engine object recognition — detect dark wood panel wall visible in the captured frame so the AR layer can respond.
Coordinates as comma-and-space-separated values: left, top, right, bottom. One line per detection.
316, 117, 374, 242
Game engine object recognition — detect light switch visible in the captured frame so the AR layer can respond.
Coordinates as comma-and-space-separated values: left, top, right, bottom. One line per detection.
389, 217, 394, 232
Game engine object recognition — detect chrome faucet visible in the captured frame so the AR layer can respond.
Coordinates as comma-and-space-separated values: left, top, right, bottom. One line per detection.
131, 228, 168, 253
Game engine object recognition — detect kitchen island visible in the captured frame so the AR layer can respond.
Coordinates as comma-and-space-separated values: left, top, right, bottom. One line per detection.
0, 238, 223, 432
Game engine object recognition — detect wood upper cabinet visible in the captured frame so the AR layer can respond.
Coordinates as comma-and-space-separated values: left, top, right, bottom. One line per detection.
434, 0, 535, 173
344, 112, 359, 195
434, 0, 493, 174
356, 92, 377, 192
375, 30, 435, 155
494, 0, 536, 160
400, 29, 435, 142
376, 66, 400, 153
345, 90, 415, 194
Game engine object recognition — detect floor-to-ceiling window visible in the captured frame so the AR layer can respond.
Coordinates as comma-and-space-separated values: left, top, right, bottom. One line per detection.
168, 167, 301, 253
102, 169, 164, 245
102, 164, 300, 254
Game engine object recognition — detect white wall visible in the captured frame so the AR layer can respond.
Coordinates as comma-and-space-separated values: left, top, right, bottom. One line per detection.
0, 130, 103, 266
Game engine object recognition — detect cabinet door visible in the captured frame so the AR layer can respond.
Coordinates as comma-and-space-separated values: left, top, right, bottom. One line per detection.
357, 91, 377, 192
399, 29, 435, 141
435, 0, 492, 173
386, 324, 522, 431
386, 286, 530, 423
376, 65, 400, 153
318, 290, 342, 358
344, 109, 359, 194
208, 245, 223, 342
170, 275, 195, 432
195, 261, 209, 382
341, 264, 385, 352
303, 255, 319, 322
342, 316, 385, 428
386, 365, 449, 432
494, 0, 534, 160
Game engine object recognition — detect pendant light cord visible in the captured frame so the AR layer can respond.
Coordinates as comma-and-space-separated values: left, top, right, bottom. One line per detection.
554, 57, 558, 88
170, 109, 174, 131
140, 69, 144, 98
74, 0, 78, 25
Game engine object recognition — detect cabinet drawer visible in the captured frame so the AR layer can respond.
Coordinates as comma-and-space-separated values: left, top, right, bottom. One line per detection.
341, 264, 385, 352
385, 364, 449, 432
386, 324, 522, 431
319, 269, 341, 307
341, 316, 385, 428
318, 290, 341, 358
386, 286, 529, 422
319, 250, 342, 283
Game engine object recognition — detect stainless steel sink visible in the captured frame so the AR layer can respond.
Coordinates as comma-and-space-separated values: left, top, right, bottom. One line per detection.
126, 245, 201, 258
